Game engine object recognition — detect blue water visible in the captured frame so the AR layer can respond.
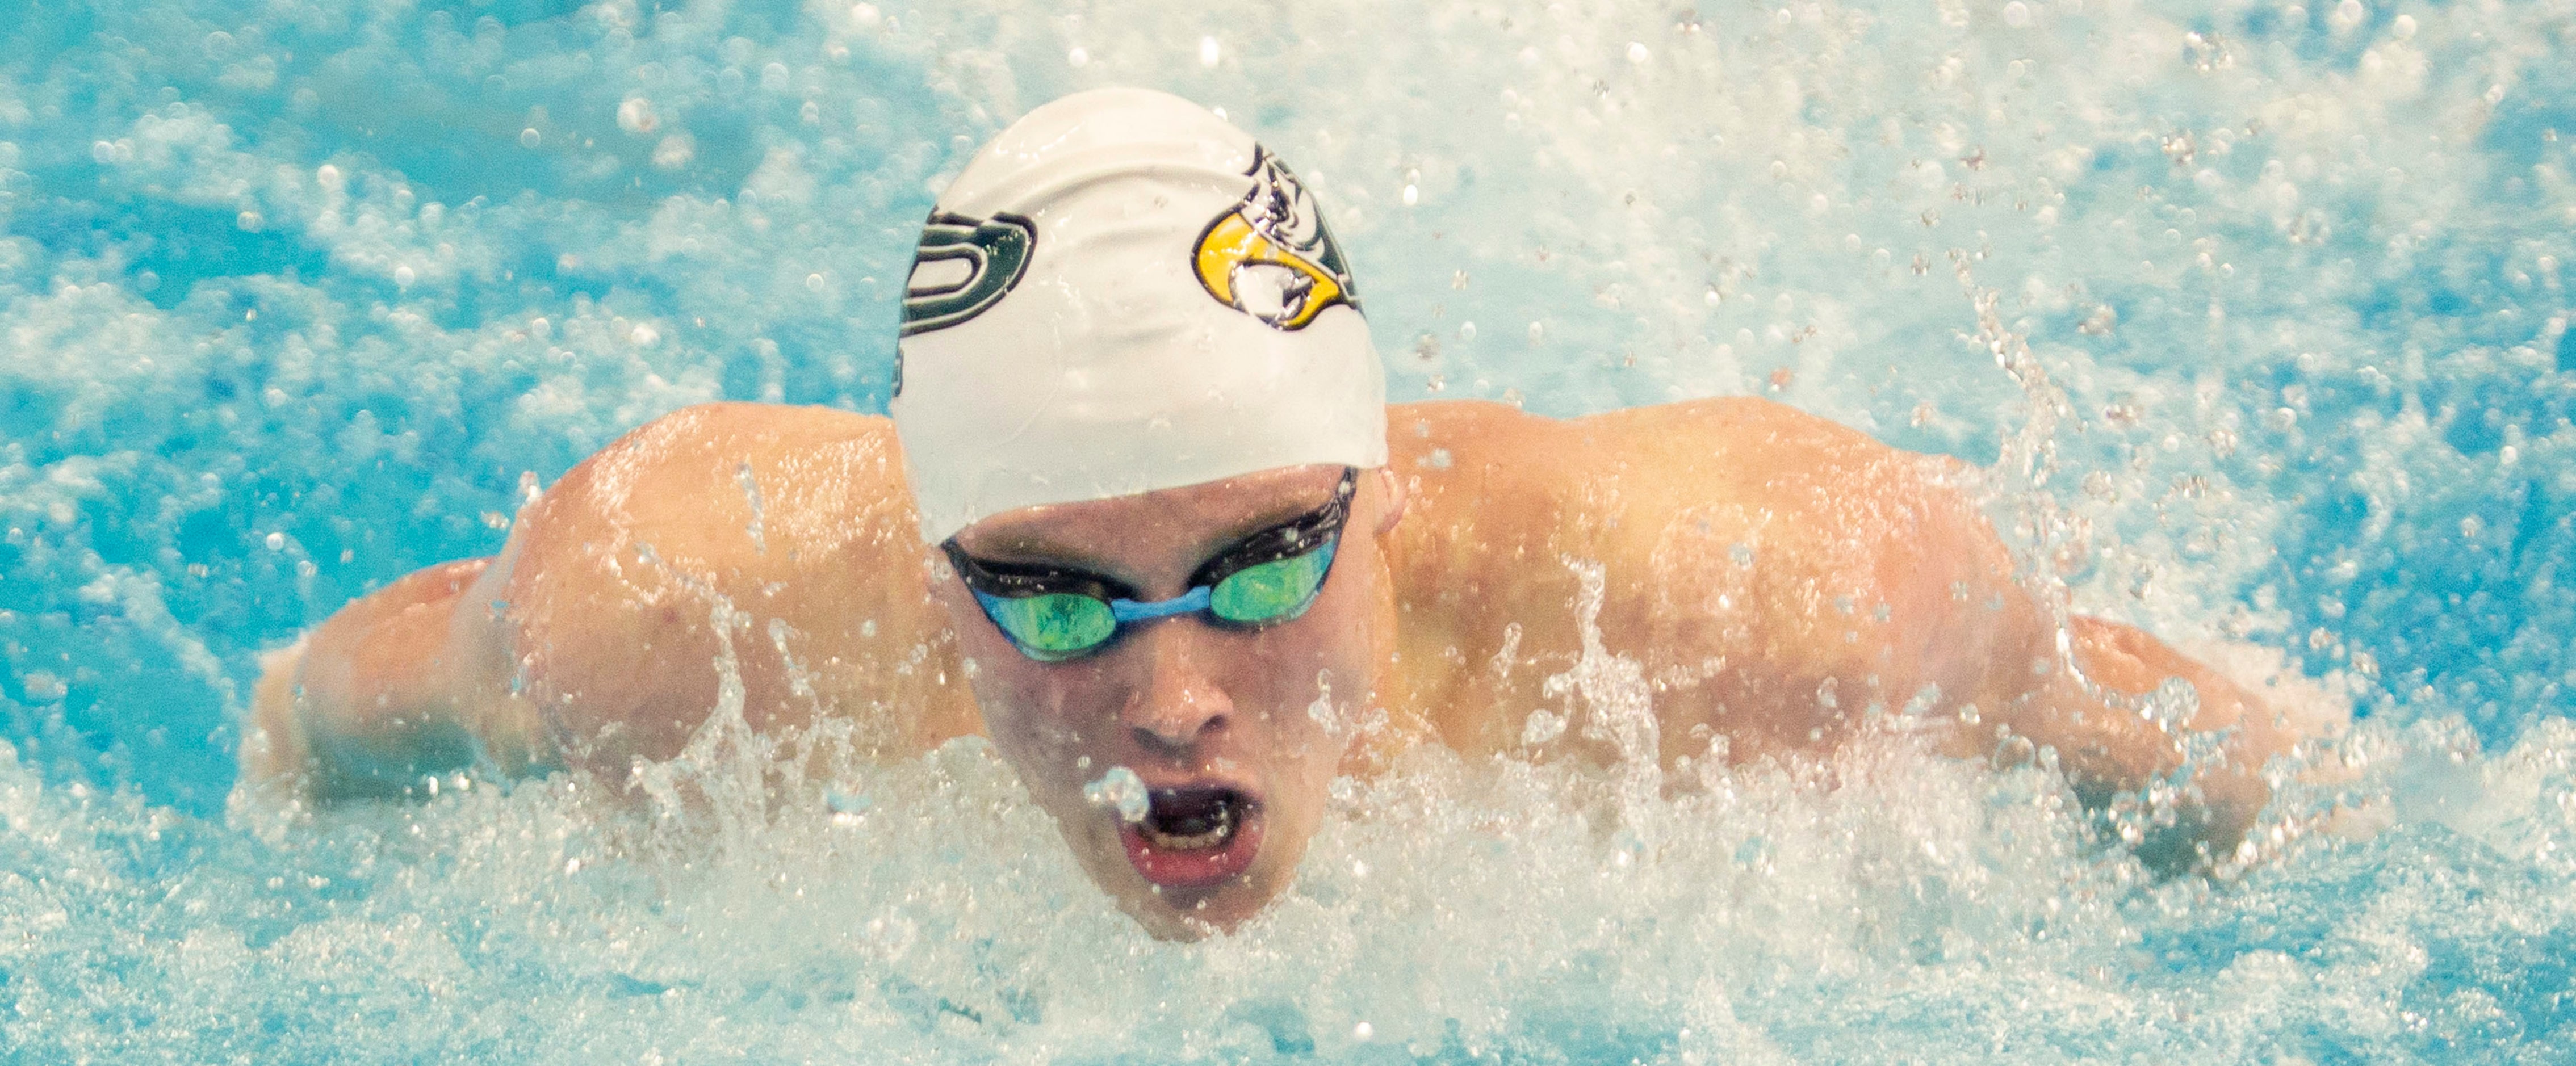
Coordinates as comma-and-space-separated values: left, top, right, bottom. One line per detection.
3, 0, 2573, 1060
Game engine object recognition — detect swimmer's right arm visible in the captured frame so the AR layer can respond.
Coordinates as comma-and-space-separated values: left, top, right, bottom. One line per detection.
239, 403, 982, 806
239, 554, 545, 803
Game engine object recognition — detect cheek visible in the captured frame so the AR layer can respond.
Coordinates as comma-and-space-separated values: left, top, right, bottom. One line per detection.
1299, 568, 1382, 686
961, 646, 1129, 787
987, 683, 1081, 759
1241, 617, 1372, 749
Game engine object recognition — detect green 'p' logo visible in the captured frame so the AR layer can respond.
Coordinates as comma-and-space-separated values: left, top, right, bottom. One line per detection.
900, 212, 1037, 337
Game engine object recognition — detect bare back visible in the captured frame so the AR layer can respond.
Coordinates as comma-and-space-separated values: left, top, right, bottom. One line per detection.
248, 397, 2293, 843
1382, 398, 2035, 765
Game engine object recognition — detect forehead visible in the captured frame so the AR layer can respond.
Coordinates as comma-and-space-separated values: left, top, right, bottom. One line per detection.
951, 464, 1346, 564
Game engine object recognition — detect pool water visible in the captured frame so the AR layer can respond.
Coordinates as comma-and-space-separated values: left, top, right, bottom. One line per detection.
4, 0, 2574, 1059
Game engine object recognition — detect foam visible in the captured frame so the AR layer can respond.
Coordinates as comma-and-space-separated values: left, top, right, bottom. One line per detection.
1, 0, 2572, 1059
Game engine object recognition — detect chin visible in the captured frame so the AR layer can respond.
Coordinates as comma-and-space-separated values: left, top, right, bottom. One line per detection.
1120, 867, 1284, 941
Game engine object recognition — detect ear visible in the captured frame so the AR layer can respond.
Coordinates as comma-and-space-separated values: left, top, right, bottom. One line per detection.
1369, 465, 1408, 538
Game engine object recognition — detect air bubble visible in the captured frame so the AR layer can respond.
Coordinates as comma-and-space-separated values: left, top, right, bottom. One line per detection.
617, 97, 657, 135
652, 133, 696, 169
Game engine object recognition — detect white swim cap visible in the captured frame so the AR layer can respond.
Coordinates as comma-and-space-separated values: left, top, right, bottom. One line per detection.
888, 87, 1387, 543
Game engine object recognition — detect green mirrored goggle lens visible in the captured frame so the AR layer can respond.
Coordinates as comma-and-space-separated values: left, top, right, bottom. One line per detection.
986, 591, 1118, 660
964, 538, 1341, 661
1209, 542, 1336, 624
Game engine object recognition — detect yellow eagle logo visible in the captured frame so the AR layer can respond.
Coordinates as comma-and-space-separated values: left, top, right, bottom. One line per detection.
1193, 149, 1360, 331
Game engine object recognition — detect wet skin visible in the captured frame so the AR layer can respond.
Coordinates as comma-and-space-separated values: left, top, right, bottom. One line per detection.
241, 398, 2313, 937
938, 464, 1401, 936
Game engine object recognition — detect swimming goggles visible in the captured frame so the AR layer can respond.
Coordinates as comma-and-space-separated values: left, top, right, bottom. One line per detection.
941, 468, 1356, 661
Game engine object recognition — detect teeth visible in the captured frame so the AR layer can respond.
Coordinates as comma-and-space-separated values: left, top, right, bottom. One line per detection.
1139, 802, 1237, 851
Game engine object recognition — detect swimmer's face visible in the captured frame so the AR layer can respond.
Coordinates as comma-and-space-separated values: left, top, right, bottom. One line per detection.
934, 464, 1402, 939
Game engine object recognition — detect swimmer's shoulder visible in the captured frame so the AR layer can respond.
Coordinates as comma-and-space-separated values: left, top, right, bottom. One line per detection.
476, 402, 966, 769
516, 402, 918, 574
1381, 394, 1988, 616
1583, 395, 1915, 476
1390, 392, 1879, 449
492, 401, 928, 653
1385, 395, 1919, 501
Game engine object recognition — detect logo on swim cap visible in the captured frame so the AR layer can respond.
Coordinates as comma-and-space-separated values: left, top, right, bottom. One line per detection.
901, 212, 1038, 338
1193, 149, 1360, 331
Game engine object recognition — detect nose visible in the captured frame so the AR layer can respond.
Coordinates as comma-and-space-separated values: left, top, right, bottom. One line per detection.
1120, 623, 1233, 755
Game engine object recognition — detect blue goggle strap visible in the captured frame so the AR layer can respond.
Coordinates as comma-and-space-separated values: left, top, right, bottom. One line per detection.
1109, 584, 1214, 623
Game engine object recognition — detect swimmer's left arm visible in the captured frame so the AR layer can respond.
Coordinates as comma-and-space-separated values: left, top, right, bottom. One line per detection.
1581, 398, 2298, 868
1859, 461, 2296, 871
2003, 615, 2294, 869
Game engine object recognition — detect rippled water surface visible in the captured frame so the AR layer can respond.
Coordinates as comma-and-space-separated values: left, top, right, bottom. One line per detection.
3, 0, 2574, 1060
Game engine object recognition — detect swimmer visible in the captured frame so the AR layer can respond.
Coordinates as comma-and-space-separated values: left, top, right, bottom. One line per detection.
239, 88, 2313, 939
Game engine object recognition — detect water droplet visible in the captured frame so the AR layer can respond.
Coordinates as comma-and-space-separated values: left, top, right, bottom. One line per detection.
519, 127, 541, 148
1199, 36, 1220, 67
1083, 766, 1150, 823
1067, 46, 1088, 68
2002, 2, 2031, 28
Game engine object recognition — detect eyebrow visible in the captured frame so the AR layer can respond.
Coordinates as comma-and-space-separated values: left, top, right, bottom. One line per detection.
954, 472, 1352, 590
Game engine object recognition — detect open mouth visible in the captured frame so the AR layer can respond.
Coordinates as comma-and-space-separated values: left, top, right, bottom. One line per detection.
1120, 786, 1262, 890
